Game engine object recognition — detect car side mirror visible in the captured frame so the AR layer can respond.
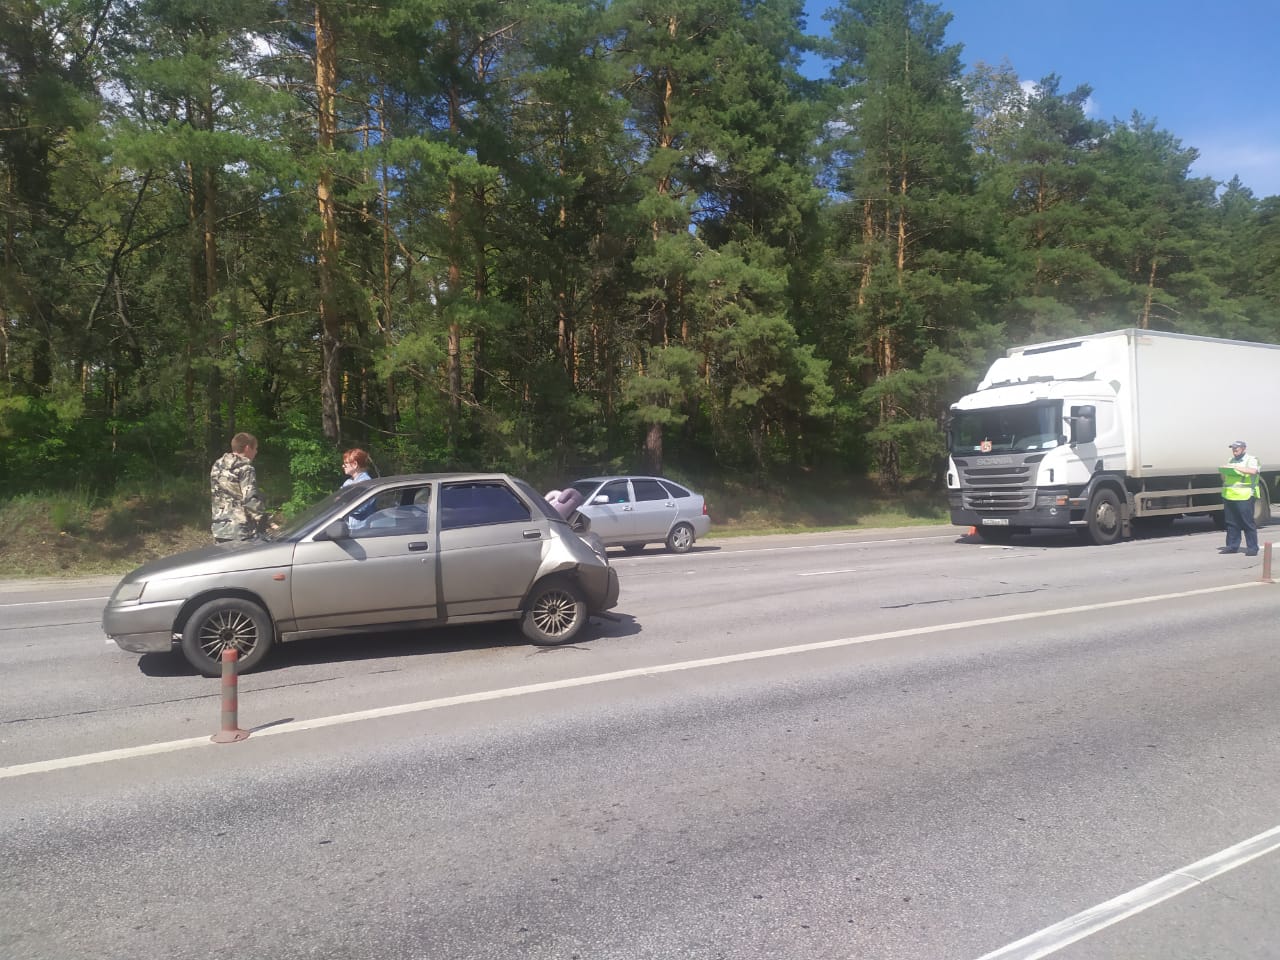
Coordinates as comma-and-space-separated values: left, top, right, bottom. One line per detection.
593, 494, 609, 504
318, 519, 350, 541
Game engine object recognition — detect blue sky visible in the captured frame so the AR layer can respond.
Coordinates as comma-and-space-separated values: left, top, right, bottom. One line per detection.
802, 0, 1280, 198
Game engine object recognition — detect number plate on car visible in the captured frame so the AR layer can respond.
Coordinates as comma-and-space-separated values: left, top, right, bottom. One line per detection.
981, 518, 1010, 526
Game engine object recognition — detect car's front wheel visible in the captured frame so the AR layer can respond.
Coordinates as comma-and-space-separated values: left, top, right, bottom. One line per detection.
521, 577, 587, 645
666, 522, 695, 554
180, 597, 275, 677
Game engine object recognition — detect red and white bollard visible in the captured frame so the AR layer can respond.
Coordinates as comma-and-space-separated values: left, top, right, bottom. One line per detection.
210, 647, 250, 743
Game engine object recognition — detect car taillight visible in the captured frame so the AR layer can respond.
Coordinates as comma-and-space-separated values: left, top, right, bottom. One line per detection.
702, 502, 708, 516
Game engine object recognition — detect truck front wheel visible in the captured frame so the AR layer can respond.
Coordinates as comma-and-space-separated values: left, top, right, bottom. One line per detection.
1083, 488, 1123, 545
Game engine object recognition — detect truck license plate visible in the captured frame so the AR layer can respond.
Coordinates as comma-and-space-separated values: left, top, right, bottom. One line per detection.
981, 518, 1010, 526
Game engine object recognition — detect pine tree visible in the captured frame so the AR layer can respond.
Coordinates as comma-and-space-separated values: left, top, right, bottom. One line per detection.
819, 0, 979, 483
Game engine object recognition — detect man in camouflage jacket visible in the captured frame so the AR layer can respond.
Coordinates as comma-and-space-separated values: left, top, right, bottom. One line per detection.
210, 432, 268, 541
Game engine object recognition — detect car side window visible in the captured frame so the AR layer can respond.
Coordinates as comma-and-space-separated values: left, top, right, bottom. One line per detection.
632, 479, 669, 501
440, 482, 532, 530
349, 486, 431, 538
658, 480, 691, 498
598, 480, 631, 504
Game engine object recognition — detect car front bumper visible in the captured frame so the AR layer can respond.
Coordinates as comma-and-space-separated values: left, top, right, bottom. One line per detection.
102, 599, 184, 653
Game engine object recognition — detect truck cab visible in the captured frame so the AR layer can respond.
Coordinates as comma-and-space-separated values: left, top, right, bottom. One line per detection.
947, 385, 1123, 543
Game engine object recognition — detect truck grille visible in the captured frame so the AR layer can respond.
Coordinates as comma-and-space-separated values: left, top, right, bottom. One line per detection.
954, 461, 1035, 511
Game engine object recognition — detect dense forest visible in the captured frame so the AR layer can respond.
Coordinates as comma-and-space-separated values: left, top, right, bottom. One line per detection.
3, 0, 1278, 510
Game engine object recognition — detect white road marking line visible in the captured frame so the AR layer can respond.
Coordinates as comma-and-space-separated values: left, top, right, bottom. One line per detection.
972, 822, 1280, 960
796, 569, 861, 577
0, 580, 1266, 781
1, 596, 110, 608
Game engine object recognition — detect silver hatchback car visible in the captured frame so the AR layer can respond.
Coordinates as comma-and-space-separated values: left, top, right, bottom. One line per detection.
568, 476, 711, 554
103, 473, 620, 676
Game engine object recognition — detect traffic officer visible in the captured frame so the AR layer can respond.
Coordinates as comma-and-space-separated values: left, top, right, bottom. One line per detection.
1219, 440, 1260, 556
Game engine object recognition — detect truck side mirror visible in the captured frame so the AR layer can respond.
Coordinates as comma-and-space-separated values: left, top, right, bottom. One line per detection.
1069, 405, 1097, 445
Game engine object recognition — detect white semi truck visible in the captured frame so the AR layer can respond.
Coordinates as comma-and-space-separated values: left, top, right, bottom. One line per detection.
945, 328, 1278, 545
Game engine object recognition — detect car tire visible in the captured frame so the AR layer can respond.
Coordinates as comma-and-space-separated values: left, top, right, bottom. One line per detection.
666, 522, 695, 554
521, 577, 587, 645
180, 597, 275, 677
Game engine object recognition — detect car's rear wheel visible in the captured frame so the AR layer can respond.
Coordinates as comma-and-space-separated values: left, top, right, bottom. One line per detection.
180, 597, 274, 677
666, 522, 695, 554
521, 577, 587, 645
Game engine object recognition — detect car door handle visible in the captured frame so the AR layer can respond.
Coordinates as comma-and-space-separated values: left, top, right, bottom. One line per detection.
407, 541, 430, 551
522, 530, 542, 539
623, 506, 634, 511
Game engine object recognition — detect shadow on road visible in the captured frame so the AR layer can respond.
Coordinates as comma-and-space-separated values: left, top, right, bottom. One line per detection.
607, 544, 719, 558
955, 514, 1234, 549
137, 610, 642, 678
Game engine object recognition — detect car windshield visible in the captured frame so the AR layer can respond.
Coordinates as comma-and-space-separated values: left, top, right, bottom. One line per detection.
268, 485, 367, 541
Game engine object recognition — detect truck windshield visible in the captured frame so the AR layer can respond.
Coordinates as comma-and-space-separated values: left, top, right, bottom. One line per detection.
949, 401, 1064, 455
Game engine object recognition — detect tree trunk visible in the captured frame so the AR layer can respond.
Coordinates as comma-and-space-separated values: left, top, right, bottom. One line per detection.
641, 14, 681, 474
1139, 256, 1157, 329
315, 1, 343, 444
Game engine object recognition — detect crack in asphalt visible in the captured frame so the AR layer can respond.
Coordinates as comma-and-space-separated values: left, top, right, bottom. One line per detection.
881, 586, 1046, 608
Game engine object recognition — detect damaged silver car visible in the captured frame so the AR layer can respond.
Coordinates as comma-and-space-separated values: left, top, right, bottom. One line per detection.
103, 473, 620, 676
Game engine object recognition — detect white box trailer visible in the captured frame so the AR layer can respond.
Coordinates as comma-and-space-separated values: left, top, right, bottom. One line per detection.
945, 328, 1279, 544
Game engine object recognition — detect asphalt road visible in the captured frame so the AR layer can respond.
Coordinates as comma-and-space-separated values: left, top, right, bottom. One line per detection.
2, 519, 1279, 959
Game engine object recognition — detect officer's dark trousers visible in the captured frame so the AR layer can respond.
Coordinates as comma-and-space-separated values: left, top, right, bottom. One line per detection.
1223, 498, 1258, 552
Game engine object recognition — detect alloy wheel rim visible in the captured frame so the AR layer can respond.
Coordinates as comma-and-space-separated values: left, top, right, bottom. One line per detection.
197, 609, 259, 658
532, 590, 576, 637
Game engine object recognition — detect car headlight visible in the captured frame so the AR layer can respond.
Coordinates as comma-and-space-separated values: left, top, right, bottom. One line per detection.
111, 580, 147, 604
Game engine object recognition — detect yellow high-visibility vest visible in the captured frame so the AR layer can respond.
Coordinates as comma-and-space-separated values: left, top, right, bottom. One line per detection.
1223, 454, 1260, 501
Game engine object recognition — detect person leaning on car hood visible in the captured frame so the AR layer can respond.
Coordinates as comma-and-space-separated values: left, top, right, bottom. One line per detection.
210, 432, 270, 542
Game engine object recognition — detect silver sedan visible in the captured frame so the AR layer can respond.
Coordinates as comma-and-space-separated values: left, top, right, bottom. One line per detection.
102, 473, 620, 676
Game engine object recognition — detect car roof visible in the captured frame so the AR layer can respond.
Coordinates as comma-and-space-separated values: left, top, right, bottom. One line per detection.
359, 472, 518, 485
573, 475, 685, 484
